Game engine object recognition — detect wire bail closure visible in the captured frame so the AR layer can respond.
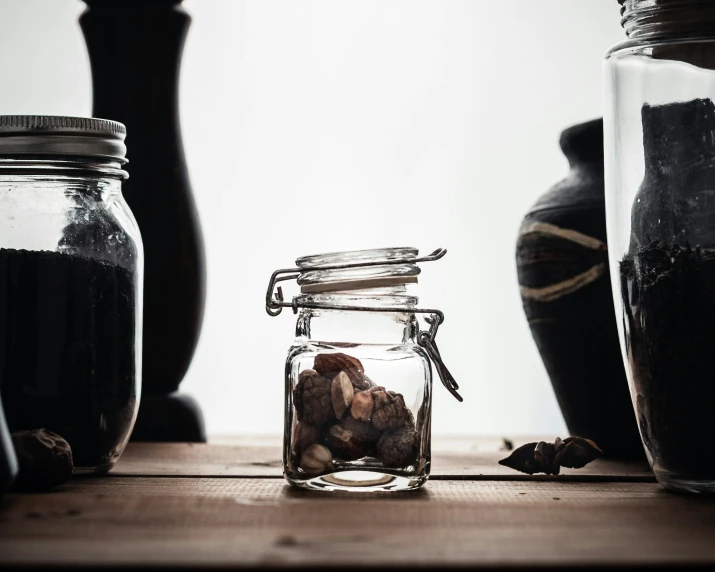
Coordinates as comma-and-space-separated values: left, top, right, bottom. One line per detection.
265, 248, 462, 402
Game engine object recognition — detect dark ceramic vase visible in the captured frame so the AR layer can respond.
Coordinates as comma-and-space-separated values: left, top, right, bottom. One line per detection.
80, 0, 206, 441
516, 118, 644, 459
0, 398, 17, 498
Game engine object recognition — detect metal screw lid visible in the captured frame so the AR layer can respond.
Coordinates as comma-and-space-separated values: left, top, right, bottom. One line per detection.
0, 116, 127, 162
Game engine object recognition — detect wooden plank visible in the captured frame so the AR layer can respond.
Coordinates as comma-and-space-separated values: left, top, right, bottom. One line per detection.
114, 440, 282, 478
0, 478, 712, 568
113, 438, 654, 480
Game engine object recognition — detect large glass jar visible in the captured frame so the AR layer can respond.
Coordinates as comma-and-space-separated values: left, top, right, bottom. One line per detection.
267, 247, 461, 492
604, 1, 715, 493
0, 116, 143, 474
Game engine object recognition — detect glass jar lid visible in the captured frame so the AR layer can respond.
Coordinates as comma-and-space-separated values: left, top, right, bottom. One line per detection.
296, 247, 420, 293
266, 247, 462, 401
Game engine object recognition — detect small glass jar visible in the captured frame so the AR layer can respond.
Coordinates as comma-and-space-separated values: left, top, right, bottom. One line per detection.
0, 116, 143, 474
604, 1, 715, 493
267, 247, 460, 492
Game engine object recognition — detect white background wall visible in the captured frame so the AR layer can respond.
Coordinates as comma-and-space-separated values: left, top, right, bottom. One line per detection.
0, 0, 624, 437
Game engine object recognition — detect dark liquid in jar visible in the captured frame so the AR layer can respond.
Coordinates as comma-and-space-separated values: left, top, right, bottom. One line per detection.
0, 248, 137, 471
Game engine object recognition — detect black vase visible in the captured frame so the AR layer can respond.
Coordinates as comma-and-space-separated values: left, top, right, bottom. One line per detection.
80, 1, 206, 441
516, 118, 644, 459
0, 397, 17, 499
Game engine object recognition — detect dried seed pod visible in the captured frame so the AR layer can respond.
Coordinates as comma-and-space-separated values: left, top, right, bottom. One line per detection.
371, 390, 414, 431
341, 416, 380, 438
534, 440, 560, 475
299, 369, 318, 381
350, 390, 374, 421
293, 421, 319, 455
331, 371, 354, 419
293, 369, 319, 421
499, 436, 603, 475
555, 436, 604, 469
498, 442, 541, 475
11, 429, 73, 490
300, 444, 334, 474
377, 429, 419, 468
314, 353, 369, 390
295, 372, 334, 427
341, 417, 381, 456
403, 406, 416, 431
325, 425, 365, 461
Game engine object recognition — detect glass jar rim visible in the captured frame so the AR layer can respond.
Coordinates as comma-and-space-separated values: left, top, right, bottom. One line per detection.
618, 0, 715, 40
0, 157, 128, 180
295, 247, 421, 294
296, 246, 417, 268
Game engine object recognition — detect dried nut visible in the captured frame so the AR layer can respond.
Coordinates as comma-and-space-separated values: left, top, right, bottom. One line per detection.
377, 429, 419, 468
314, 353, 363, 378
350, 390, 374, 422
300, 444, 334, 474
555, 436, 603, 468
325, 425, 365, 461
11, 429, 73, 490
331, 371, 354, 419
294, 371, 334, 427
293, 421, 319, 454
341, 417, 381, 456
314, 353, 369, 390
341, 416, 381, 441
293, 369, 318, 421
371, 390, 415, 431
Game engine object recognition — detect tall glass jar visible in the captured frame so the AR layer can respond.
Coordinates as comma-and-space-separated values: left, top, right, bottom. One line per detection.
0, 116, 143, 474
267, 247, 461, 492
604, 1, 715, 493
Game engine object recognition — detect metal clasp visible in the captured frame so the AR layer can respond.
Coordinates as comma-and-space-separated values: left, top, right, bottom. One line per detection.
418, 314, 462, 402
265, 248, 463, 402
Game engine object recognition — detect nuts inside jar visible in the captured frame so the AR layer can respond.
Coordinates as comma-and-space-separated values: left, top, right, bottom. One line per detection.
292, 352, 421, 473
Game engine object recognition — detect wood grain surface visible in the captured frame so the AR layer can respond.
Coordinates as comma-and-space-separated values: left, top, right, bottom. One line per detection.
113, 438, 654, 480
1, 478, 714, 568
1, 439, 709, 570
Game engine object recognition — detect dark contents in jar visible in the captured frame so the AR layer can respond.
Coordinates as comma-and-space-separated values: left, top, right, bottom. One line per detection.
619, 99, 715, 480
0, 248, 137, 470
290, 353, 421, 474
621, 243, 715, 478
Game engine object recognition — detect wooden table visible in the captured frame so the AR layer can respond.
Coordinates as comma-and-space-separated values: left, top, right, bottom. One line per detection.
1, 436, 714, 569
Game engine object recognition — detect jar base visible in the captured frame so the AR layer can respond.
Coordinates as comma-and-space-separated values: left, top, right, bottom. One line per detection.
656, 471, 715, 495
287, 470, 427, 492
72, 463, 114, 476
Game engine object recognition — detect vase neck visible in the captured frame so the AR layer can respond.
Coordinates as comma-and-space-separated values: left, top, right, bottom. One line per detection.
559, 119, 604, 168
79, 3, 189, 126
